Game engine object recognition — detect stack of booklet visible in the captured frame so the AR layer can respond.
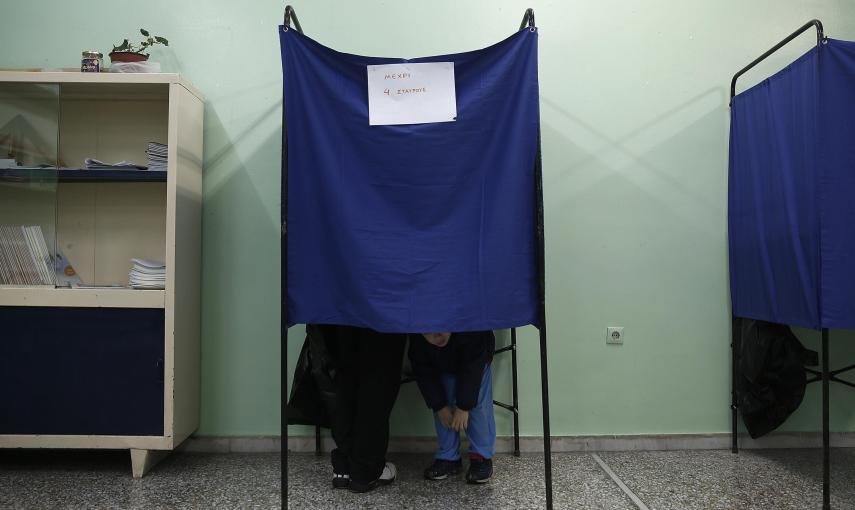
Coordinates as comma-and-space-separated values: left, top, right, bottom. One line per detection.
84, 158, 147, 170
129, 258, 166, 289
146, 142, 168, 172
0, 225, 54, 286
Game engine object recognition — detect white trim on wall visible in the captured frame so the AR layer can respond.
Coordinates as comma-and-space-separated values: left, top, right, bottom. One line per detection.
180, 432, 855, 454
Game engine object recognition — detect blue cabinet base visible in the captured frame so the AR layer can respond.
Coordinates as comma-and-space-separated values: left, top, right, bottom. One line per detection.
0, 306, 165, 436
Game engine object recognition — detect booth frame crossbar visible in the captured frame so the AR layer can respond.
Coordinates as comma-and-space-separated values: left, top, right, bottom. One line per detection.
281, 5, 553, 509
729, 18, 855, 510
729, 19, 824, 106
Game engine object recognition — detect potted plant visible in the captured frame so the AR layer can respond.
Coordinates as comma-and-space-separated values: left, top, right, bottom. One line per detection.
109, 29, 169, 63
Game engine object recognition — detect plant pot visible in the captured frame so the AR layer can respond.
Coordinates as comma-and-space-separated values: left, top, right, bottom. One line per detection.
109, 51, 149, 63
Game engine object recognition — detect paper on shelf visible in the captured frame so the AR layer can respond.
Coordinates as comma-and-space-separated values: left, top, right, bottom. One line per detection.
0, 225, 54, 286
84, 158, 148, 170
129, 258, 165, 289
146, 142, 167, 172
131, 258, 165, 269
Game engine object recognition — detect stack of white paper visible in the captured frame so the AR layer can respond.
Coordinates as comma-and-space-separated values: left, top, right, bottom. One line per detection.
146, 143, 168, 172
0, 225, 54, 286
110, 61, 162, 73
84, 158, 147, 170
129, 258, 166, 289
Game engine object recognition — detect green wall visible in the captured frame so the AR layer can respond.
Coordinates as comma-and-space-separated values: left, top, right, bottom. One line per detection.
3, 0, 855, 438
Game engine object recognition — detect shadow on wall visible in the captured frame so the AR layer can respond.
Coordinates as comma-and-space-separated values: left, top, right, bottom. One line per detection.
530, 86, 737, 434
199, 100, 285, 435
541, 87, 727, 219
538, 82, 855, 433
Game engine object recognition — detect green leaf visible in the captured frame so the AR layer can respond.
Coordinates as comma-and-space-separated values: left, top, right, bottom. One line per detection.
113, 39, 130, 52
154, 36, 168, 45
140, 28, 149, 36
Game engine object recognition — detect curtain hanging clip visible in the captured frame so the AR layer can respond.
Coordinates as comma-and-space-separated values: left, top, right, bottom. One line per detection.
283, 5, 303, 34
519, 8, 536, 32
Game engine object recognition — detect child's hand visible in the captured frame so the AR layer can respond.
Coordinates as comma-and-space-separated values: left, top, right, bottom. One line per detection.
437, 406, 454, 429
451, 408, 469, 431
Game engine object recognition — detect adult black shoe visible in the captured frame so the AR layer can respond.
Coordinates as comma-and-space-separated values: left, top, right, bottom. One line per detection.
348, 478, 378, 493
332, 473, 350, 489
424, 459, 463, 480
466, 458, 493, 484
348, 462, 396, 493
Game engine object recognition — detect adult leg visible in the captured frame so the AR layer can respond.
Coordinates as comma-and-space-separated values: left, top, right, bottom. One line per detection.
323, 325, 359, 475
348, 329, 406, 484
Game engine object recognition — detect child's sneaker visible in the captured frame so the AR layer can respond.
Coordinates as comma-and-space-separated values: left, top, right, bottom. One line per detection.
466, 458, 493, 484
424, 459, 463, 480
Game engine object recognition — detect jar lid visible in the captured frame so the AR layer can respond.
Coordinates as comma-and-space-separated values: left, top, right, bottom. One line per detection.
82, 51, 104, 58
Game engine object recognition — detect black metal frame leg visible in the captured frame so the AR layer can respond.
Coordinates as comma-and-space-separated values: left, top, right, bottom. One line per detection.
511, 328, 521, 457
533, 120, 553, 508
281, 6, 304, 509
731, 316, 739, 454
822, 328, 830, 510
281, 101, 289, 510
538, 327, 553, 509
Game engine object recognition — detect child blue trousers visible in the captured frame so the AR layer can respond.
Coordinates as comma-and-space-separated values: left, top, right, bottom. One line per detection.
434, 366, 496, 460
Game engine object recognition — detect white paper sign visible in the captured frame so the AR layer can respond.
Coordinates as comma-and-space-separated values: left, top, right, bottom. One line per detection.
367, 62, 457, 126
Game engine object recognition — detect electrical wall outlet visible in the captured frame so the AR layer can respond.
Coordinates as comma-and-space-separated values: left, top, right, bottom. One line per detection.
606, 326, 624, 345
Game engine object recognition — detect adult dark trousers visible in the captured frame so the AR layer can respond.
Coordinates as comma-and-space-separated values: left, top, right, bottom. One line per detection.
323, 326, 406, 484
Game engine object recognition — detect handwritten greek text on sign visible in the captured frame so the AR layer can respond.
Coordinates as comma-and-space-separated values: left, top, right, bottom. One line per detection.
367, 62, 457, 126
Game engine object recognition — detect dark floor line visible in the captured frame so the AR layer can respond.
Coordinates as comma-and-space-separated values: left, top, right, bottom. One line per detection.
590, 453, 651, 510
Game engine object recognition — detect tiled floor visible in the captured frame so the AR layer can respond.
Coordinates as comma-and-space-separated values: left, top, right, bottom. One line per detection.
600, 449, 855, 510
0, 448, 853, 509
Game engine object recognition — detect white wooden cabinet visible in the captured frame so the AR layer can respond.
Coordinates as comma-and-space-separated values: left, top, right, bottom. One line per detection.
0, 72, 203, 478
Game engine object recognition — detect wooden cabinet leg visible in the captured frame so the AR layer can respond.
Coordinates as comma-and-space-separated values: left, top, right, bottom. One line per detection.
130, 449, 168, 478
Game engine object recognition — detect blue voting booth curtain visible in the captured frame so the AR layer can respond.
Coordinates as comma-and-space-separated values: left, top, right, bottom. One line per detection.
729, 39, 855, 329
279, 28, 540, 333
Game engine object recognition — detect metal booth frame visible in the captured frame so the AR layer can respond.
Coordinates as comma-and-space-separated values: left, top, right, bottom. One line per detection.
281, 6, 555, 509
729, 19, 855, 510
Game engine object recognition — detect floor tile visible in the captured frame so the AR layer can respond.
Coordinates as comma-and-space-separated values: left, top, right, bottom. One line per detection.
599, 448, 855, 510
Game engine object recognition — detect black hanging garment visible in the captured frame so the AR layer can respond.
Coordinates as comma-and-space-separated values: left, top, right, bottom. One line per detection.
733, 317, 818, 438
286, 325, 337, 428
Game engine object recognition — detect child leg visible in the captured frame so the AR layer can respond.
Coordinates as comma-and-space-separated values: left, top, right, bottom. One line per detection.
433, 372, 461, 461
464, 365, 496, 459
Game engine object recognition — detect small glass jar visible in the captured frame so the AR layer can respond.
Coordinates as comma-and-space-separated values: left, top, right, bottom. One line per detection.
81, 51, 103, 72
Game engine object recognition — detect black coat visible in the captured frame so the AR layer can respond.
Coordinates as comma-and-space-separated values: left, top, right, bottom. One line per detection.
408, 331, 495, 411
734, 317, 818, 438
285, 325, 338, 427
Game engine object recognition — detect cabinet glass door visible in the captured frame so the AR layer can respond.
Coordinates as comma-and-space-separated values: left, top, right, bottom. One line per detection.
0, 82, 59, 287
